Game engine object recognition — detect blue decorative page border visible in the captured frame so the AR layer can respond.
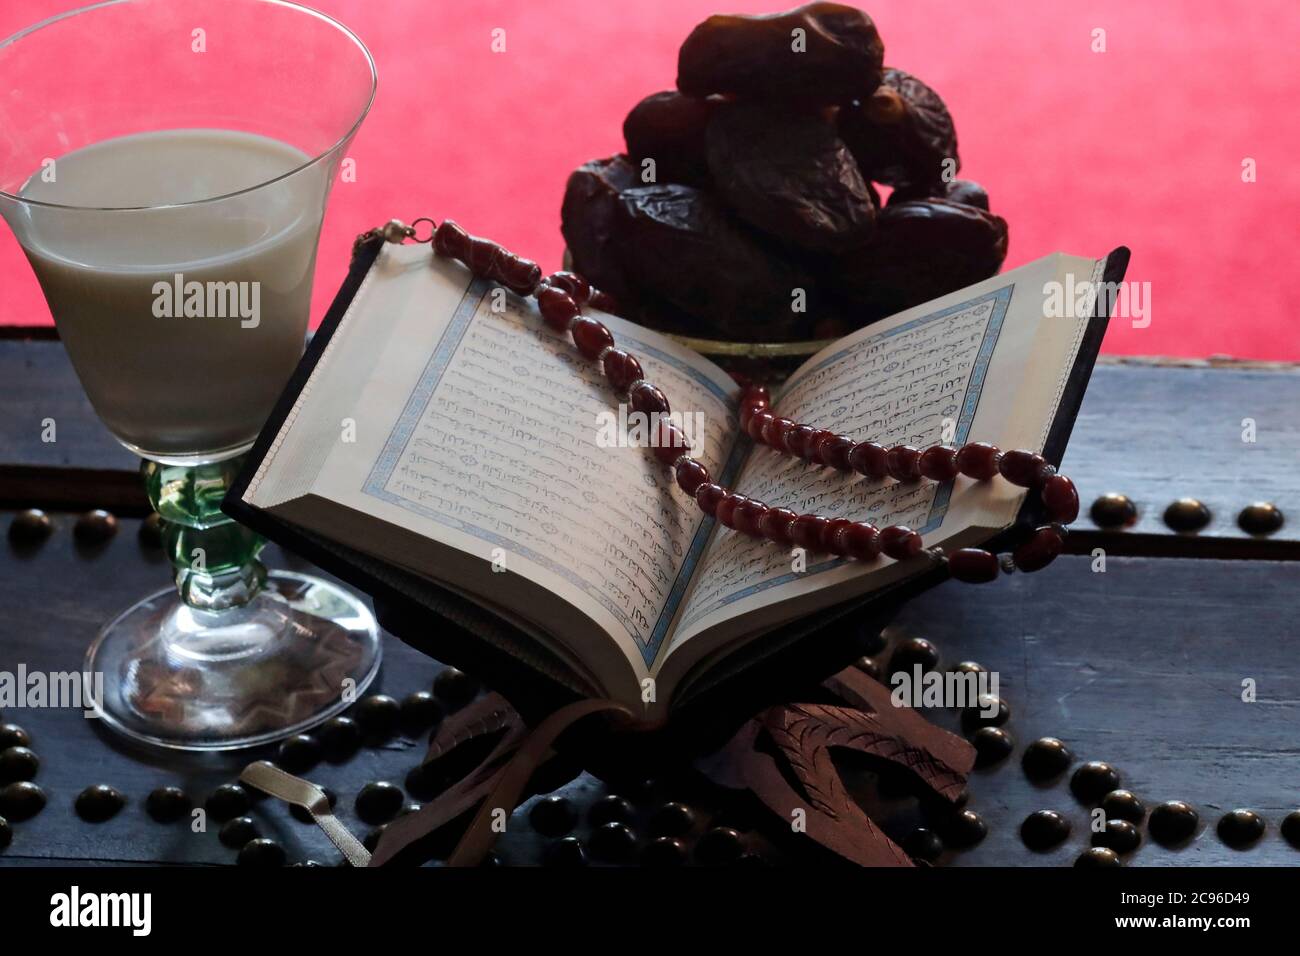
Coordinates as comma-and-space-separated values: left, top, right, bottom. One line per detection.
361, 280, 739, 666
677, 284, 1014, 627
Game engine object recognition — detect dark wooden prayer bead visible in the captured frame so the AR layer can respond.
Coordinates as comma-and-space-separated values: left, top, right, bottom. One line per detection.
641, 836, 687, 867
1075, 847, 1121, 868
886, 444, 923, 481
653, 421, 690, 466
695, 826, 745, 865
939, 809, 986, 849
972, 727, 1014, 767
1070, 762, 1121, 803
1022, 737, 1073, 781
1100, 790, 1145, 824
219, 816, 260, 849
572, 316, 615, 359
400, 691, 443, 734
675, 459, 710, 496
962, 695, 1010, 731
784, 423, 817, 458
536, 285, 579, 331
0, 726, 34, 752
791, 514, 830, 551
733, 498, 769, 537
716, 493, 747, 529
589, 822, 638, 862
948, 548, 999, 583
603, 349, 643, 392
355, 781, 405, 825
805, 429, 835, 464
589, 795, 635, 827
1238, 501, 1284, 536
955, 441, 1000, 479
747, 409, 775, 442
854, 656, 881, 680
901, 827, 944, 863
433, 219, 472, 259
530, 795, 576, 836
354, 694, 401, 738
546, 271, 590, 303
649, 802, 696, 837
276, 734, 321, 774
1217, 809, 1265, 848
849, 441, 889, 479
759, 507, 798, 546
1164, 497, 1211, 533
145, 786, 192, 823
1021, 810, 1071, 851
919, 445, 960, 482
8, 508, 52, 545
74, 509, 118, 544
0, 781, 45, 821
1092, 819, 1141, 854
762, 416, 796, 450
432, 668, 479, 709
1280, 811, 1300, 848
1013, 526, 1064, 572
543, 836, 588, 867
695, 482, 725, 516
318, 715, 363, 761
1041, 474, 1080, 523
588, 289, 620, 314
1089, 492, 1137, 528
843, 522, 881, 560
891, 637, 940, 674
880, 525, 922, 560
998, 449, 1049, 487
630, 381, 670, 417
75, 784, 125, 823
0, 746, 38, 784
205, 784, 252, 823
139, 511, 164, 547
1149, 801, 1199, 845
237, 838, 286, 867
821, 435, 855, 471
821, 517, 853, 556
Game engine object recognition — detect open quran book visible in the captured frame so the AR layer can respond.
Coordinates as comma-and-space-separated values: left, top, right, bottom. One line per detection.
227, 239, 1127, 726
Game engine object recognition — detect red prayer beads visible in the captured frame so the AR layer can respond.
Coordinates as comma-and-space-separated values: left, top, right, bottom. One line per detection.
423, 221, 1081, 587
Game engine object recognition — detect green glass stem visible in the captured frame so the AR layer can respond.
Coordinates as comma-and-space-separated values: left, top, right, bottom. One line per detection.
142, 457, 266, 611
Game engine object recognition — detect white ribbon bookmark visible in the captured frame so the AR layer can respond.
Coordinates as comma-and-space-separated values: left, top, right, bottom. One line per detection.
240, 760, 372, 867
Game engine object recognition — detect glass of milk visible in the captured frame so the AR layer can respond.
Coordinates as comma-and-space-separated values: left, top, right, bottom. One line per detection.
0, 0, 382, 750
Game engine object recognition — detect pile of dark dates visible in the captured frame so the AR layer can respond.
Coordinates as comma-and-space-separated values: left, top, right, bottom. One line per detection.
561, 2, 1008, 343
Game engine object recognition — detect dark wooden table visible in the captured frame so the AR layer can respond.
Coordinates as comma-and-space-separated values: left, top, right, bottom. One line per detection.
2, 332, 1298, 866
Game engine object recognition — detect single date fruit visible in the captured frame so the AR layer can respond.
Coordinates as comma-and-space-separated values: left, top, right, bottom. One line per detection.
839, 68, 959, 187
835, 198, 1008, 316
560, 155, 641, 299
677, 2, 884, 102
706, 101, 876, 253
623, 91, 717, 187
614, 183, 816, 340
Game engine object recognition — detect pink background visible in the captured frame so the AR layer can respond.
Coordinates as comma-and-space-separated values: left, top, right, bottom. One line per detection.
2, 0, 1297, 359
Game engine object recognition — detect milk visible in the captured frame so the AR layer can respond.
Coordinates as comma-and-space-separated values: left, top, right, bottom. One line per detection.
9, 129, 329, 461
